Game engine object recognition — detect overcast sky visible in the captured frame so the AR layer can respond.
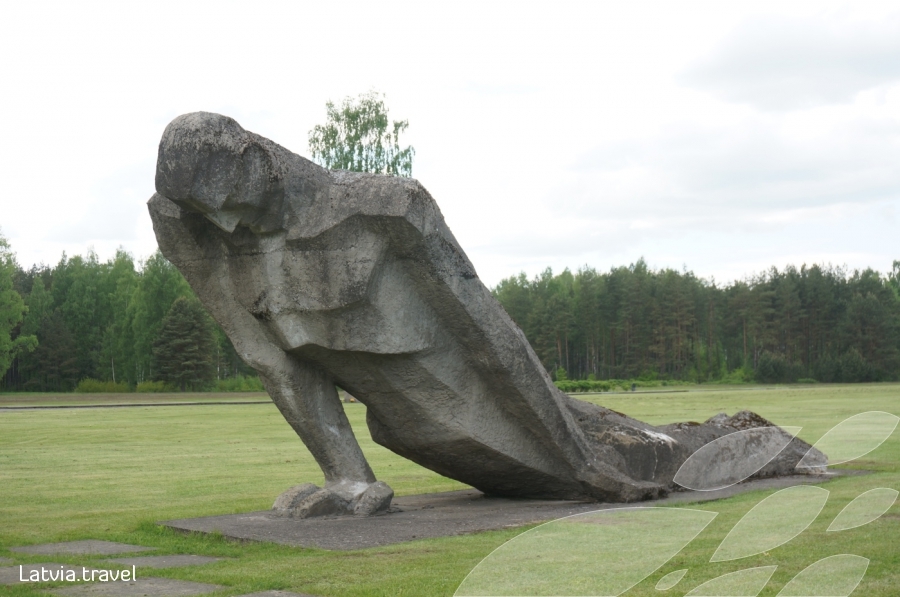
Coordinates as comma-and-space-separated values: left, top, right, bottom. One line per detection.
2, 0, 898, 287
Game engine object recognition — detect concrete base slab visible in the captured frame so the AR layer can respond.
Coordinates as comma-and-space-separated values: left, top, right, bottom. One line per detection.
50, 577, 223, 596
11, 541, 156, 556
105, 555, 221, 569
233, 592, 318, 597
161, 473, 845, 551
0, 564, 100, 585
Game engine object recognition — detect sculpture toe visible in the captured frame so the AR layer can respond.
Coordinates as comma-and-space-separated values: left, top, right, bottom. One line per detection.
272, 481, 393, 518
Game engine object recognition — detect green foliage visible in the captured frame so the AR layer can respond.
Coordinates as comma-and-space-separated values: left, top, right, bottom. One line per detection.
714, 366, 754, 384
554, 367, 568, 381
556, 379, 611, 392
308, 90, 415, 176
555, 378, 692, 393
494, 261, 900, 384
52, 251, 106, 379
755, 351, 802, 383
214, 374, 265, 392
135, 380, 174, 393
5, 243, 899, 391
0, 233, 37, 380
75, 378, 130, 393
814, 348, 878, 383
152, 297, 217, 391
131, 251, 192, 383
637, 370, 659, 382
20, 276, 52, 338
889, 260, 900, 297
837, 348, 875, 383
97, 250, 139, 385
2, 247, 258, 393
18, 310, 79, 391
212, 324, 256, 381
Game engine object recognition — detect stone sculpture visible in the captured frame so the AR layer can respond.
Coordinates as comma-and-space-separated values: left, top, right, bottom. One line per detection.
148, 113, 825, 518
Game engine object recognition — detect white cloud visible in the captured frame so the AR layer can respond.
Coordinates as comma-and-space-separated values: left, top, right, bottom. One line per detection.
681, 13, 900, 111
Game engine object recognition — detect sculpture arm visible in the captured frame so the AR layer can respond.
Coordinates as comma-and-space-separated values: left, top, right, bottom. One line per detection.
148, 192, 392, 516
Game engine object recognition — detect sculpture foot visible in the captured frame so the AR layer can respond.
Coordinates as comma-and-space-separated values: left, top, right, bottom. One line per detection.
272, 481, 393, 518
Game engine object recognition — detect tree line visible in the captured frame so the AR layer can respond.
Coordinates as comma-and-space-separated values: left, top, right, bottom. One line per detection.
6, 94, 896, 390
493, 259, 900, 384
0, 241, 256, 392
3, 237, 899, 391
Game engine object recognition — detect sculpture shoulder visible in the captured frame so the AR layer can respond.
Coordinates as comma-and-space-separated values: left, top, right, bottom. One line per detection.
276, 170, 477, 280
281, 170, 444, 241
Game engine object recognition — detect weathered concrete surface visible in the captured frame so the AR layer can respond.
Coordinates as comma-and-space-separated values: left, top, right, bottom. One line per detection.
11, 541, 155, 556
234, 592, 319, 597
51, 577, 223, 596
161, 472, 852, 550
105, 555, 222, 569
149, 112, 826, 517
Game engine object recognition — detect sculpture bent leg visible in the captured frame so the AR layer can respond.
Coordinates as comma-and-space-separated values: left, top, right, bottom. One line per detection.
263, 355, 393, 517
147, 194, 392, 518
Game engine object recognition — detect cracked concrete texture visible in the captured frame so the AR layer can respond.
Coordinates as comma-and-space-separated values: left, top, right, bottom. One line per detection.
149, 112, 825, 515
234, 593, 318, 597
11, 541, 155, 556
161, 472, 849, 551
105, 555, 221, 569
51, 577, 223, 596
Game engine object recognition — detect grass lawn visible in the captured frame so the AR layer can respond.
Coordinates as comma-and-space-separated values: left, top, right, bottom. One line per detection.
0, 391, 272, 407
1, 384, 898, 596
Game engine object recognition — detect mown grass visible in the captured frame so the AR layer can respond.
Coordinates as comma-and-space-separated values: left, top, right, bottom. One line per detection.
0, 392, 271, 407
0, 384, 898, 596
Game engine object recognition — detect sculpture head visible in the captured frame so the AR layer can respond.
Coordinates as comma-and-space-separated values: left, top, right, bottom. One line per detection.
155, 112, 283, 232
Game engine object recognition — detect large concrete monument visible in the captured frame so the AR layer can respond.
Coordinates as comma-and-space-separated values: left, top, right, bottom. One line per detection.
149, 113, 825, 518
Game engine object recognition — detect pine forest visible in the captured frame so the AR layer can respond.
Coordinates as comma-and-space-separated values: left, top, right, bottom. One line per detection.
1, 235, 899, 392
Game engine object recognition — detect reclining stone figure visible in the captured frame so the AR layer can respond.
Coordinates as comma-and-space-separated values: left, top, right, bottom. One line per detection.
148, 112, 825, 518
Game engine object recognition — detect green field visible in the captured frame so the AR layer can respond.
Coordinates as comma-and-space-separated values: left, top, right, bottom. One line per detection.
1, 384, 898, 596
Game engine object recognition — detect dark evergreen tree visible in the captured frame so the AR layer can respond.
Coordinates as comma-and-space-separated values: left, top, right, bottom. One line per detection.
493, 259, 900, 383
152, 297, 216, 391
21, 310, 78, 391
212, 326, 255, 380
3, 242, 898, 390
0, 233, 36, 380
130, 251, 192, 383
